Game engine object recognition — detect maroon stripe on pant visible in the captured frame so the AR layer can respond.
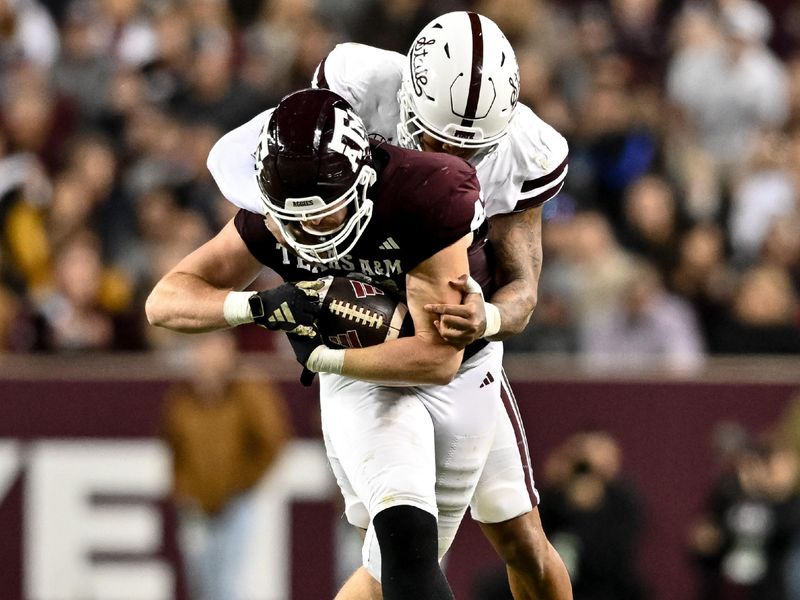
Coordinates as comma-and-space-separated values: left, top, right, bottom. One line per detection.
499, 369, 539, 506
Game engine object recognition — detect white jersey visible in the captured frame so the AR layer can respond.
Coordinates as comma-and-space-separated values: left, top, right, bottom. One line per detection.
206, 107, 275, 216
312, 43, 569, 218
207, 43, 569, 219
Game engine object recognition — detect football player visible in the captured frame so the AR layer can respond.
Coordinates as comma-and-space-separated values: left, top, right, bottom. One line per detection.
207, 11, 573, 600
147, 88, 504, 599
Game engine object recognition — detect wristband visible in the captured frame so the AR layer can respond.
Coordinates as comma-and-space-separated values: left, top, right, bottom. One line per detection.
306, 346, 345, 374
464, 276, 502, 338
483, 302, 502, 338
223, 291, 255, 326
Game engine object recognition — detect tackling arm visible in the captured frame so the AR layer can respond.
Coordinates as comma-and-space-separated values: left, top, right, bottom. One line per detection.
308, 234, 472, 385
424, 205, 542, 343
484, 204, 542, 340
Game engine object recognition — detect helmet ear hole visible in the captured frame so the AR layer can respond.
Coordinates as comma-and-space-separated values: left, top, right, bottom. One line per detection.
398, 11, 519, 151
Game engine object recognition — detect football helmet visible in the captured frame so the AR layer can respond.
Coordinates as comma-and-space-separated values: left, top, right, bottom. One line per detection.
397, 11, 520, 153
255, 88, 377, 264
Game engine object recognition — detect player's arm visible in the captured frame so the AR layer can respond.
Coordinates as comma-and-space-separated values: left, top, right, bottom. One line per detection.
423, 206, 542, 343
146, 218, 320, 333
304, 234, 471, 386
483, 204, 543, 339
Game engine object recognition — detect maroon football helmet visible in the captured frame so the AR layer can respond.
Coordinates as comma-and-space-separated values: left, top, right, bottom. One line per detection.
255, 88, 377, 264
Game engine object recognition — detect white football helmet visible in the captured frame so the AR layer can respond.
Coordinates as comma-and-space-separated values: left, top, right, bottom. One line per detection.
397, 11, 520, 152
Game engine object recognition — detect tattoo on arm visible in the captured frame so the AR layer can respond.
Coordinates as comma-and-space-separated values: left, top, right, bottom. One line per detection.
486, 205, 543, 339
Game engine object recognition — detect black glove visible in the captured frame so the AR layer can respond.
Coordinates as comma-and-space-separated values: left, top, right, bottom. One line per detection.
286, 330, 325, 387
250, 281, 323, 332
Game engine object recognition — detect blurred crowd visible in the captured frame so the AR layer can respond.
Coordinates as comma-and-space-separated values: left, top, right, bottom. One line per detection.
1, 0, 799, 362
688, 411, 800, 600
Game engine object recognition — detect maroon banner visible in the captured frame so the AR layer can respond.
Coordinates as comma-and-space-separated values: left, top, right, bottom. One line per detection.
1, 376, 798, 599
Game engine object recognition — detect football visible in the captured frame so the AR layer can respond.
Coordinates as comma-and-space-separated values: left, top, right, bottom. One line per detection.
315, 276, 413, 349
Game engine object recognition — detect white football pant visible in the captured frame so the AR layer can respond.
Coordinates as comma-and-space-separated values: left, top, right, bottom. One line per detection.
320, 342, 503, 580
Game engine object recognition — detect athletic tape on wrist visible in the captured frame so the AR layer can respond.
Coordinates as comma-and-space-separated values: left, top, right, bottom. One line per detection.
483, 302, 502, 338
223, 291, 255, 326
464, 275, 483, 295
306, 346, 345, 374
464, 276, 502, 338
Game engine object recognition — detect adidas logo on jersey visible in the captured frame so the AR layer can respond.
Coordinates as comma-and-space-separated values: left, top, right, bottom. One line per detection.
267, 302, 296, 325
379, 237, 400, 251
479, 371, 495, 388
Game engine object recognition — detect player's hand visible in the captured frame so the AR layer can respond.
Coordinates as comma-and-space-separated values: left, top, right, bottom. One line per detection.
423, 274, 486, 348
286, 328, 325, 387
250, 281, 323, 332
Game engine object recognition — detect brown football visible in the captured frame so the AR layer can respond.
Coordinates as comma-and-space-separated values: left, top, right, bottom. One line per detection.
316, 276, 413, 349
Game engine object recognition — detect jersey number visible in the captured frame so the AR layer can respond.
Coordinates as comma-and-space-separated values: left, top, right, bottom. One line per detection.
470, 197, 486, 232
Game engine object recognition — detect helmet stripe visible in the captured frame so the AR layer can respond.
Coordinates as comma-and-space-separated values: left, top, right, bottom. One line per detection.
461, 11, 484, 126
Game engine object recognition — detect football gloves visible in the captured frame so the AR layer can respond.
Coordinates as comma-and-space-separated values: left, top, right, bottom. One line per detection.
250, 281, 323, 333
286, 330, 325, 387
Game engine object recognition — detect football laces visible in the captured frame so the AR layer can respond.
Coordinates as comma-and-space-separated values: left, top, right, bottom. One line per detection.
328, 300, 384, 329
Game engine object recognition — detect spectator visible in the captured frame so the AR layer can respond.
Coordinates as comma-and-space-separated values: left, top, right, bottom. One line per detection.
728, 130, 797, 265
0, 0, 59, 71
540, 430, 647, 600
620, 174, 685, 276
53, 1, 113, 122
39, 229, 121, 351
561, 211, 637, 326
667, 0, 789, 172
581, 260, 704, 373
761, 215, 800, 292
670, 223, 737, 343
162, 331, 292, 600
688, 429, 800, 600
170, 31, 262, 131
711, 265, 800, 354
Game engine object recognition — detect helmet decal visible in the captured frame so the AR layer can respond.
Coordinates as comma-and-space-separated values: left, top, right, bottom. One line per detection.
509, 73, 520, 110
409, 37, 436, 101
328, 107, 370, 172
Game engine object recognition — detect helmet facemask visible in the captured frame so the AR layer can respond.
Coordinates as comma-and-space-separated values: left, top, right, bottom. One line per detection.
264, 165, 376, 265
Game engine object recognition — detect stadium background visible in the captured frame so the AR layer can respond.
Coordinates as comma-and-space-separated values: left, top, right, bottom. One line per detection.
1, 0, 800, 598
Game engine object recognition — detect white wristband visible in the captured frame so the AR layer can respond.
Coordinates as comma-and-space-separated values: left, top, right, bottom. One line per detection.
306, 346, 345, 374
483, 302, 502, 338
223, 291, 255, 326
464, 276, 502, 338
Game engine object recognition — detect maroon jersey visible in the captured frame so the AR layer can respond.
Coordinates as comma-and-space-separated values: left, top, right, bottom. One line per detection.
235, 141, 495, 298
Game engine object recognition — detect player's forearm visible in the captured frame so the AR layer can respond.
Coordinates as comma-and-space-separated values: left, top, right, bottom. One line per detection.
487, 275, 539, 340
341, 334, 463, 385
146, 271, 233, 332
486, 206, 543, 340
